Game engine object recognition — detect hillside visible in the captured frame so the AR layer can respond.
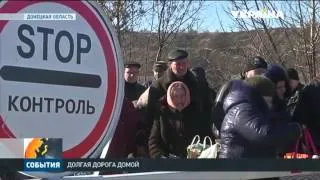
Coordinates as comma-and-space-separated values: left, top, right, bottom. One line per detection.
120, 28, 312, 89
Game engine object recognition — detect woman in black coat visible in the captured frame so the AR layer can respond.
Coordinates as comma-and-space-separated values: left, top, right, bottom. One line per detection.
149, 81, 200, 158
219, 76, 302, 158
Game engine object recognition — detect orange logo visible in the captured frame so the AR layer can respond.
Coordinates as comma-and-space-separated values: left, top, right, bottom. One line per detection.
25, 138, 49, 159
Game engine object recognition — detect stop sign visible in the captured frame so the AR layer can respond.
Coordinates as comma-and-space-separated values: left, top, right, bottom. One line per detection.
0, 0, 124, 164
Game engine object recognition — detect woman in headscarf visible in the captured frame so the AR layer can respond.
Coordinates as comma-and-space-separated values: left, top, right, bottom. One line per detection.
149, 81, 200, 158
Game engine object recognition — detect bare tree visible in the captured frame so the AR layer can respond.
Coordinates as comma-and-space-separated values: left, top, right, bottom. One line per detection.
97, 0, 146, 59
152, 0, 204, 62
227, 0, 283, 64
228, 0, 320, 81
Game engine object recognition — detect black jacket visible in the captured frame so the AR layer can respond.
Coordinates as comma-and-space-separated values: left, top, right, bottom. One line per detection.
125, 82, 146, 101
148, 97, 200, 158
219, 80, 301, 158
291, 80, 320, 147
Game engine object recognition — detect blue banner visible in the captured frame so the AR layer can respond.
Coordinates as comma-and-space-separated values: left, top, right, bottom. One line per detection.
24, 159, 63, 172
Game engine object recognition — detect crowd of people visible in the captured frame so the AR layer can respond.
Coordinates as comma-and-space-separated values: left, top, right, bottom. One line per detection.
107, 49, 320, 159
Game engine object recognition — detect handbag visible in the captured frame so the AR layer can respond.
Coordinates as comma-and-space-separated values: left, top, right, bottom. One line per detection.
187, 135, 203, 159
187, 135, 220, 159
284, 128, 319, 159
198, 136, 221, 159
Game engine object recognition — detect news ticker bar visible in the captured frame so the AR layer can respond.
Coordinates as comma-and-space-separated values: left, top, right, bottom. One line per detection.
1, 159, 320, 172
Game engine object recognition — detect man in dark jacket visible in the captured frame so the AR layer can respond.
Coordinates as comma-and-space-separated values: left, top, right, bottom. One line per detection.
290, 77, 320, 148
146, 49, 213, 139
232, 56, 268, 80
144, 61, 168, 88
124, 61, 146, 102
219, 76, 302, 158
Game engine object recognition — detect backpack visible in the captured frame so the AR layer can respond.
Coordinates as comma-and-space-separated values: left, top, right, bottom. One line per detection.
211, 81, 233, 138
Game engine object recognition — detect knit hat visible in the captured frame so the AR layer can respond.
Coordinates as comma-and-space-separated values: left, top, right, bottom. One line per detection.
245, 76, 275, 97
287, 68, 299, 81
245, 56, 268, 72
264, 64, 288, 84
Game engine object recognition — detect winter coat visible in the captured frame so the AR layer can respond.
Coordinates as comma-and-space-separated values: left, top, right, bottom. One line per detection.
147, 69, 213, 138
211, 80, 234, 137
125, 82, 146, 101
290, 79, 320, 147
218, 80, 301, 158
148, 97, 200, 158
107, 98, 145, 158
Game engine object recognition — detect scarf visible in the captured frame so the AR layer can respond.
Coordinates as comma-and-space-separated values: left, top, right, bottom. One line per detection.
166, 81, 190, 112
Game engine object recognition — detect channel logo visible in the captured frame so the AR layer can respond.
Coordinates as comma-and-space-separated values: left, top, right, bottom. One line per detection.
24, 138, 62, 159
23, 138, 63, 172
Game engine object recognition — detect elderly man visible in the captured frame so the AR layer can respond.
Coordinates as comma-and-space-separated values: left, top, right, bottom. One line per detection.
124, 61, 146, 102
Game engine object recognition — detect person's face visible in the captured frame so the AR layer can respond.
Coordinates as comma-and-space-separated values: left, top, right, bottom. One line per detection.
153, 69, 165, 80
171, 87, 186, 111
124, 67, 139, 83
246, 68, 267, 78
276, 81, 286, 100
263, 96, 273, 109
170, 59, 189, 78
289, 79, 299, 91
